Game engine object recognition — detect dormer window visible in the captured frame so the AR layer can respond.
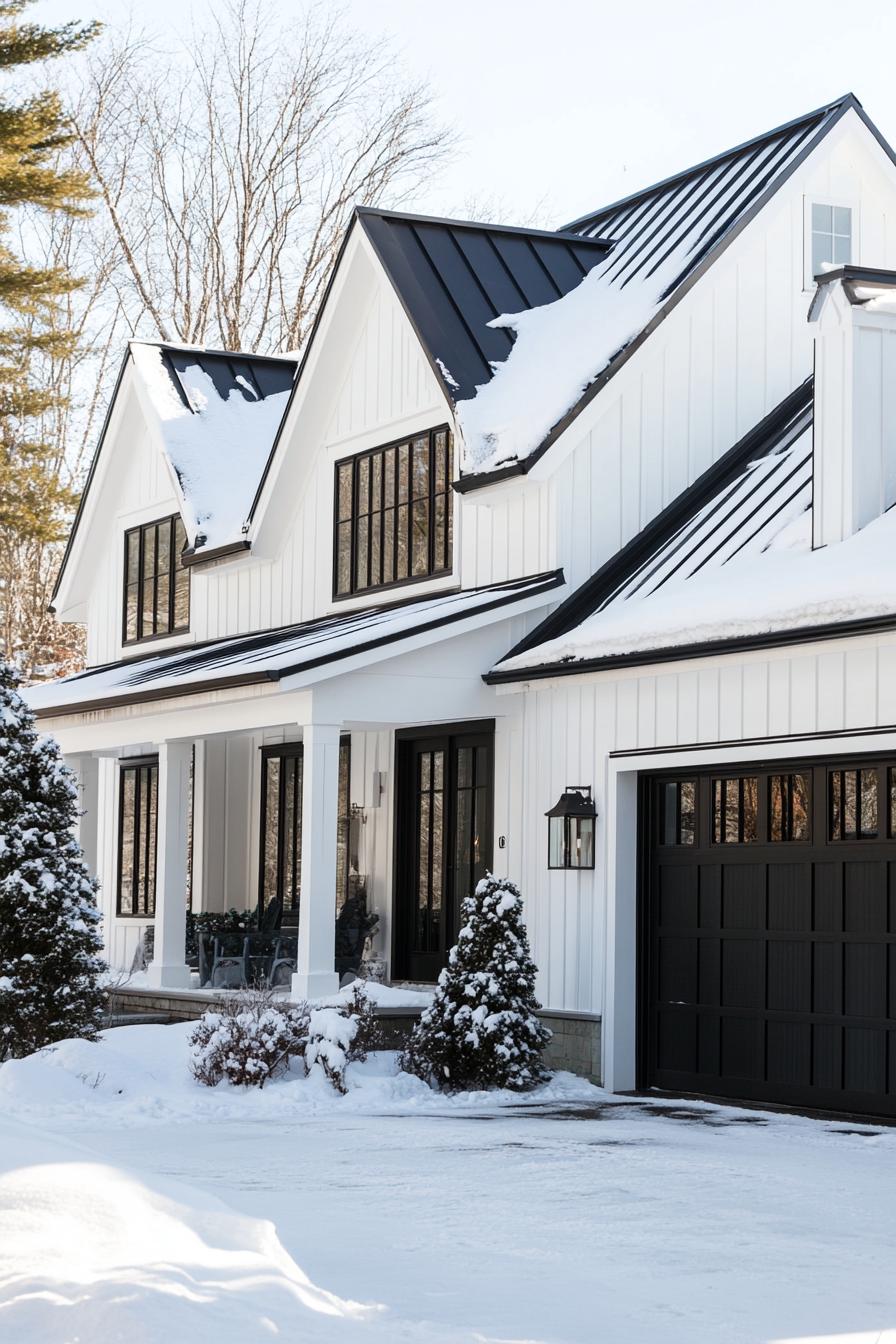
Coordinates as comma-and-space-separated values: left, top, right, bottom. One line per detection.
123, 514, 190, 644
333, 427, 453, 598
809, 202, 852, 280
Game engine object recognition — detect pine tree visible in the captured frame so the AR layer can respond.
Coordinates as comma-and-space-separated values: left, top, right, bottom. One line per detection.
0, 660, 105, 1058
401, 874, 551, 1093
0, 2, 99, 671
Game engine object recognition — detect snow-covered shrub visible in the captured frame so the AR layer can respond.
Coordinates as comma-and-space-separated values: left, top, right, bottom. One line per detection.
304, 983, 380, 1094
189, 990, 309, 1088
0, 662, 106, 1060
401, 874, 551, 1093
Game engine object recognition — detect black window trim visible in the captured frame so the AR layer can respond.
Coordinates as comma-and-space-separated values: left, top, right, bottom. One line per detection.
122, 512, 191, 647
116, 754, 159, 919
332, 424, 453, 601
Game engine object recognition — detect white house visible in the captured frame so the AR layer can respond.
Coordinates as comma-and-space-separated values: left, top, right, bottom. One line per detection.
27, 92, 896, 1119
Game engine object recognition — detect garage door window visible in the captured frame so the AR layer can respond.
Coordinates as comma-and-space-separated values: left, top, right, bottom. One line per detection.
712, 776, 758, 844
659, 779, 696, 845
769, 772, 810, 841
830, 768, 878, 841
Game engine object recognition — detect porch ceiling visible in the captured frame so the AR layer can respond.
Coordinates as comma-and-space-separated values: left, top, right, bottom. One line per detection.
26, 572, 563, 719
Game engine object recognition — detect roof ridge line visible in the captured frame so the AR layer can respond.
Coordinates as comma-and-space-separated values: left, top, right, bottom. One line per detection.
353, 204, 613, 247
129, 338, 298, 365
560, 94, 856, 234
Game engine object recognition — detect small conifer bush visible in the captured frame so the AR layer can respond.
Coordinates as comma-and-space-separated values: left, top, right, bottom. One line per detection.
401, 874, 551, 1093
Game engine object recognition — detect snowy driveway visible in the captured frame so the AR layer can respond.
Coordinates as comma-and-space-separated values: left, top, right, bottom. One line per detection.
2, 1023, 895, 1343
70, 1093, 896, 1343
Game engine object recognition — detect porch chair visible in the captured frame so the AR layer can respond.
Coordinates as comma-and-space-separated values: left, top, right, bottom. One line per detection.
209, 933, 251, 989
267, 934, 297, 990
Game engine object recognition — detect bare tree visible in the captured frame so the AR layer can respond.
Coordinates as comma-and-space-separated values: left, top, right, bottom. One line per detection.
71, 0, 455, 353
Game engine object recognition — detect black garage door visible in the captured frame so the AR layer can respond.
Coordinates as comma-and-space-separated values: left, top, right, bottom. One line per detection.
642, 757, 896, 1118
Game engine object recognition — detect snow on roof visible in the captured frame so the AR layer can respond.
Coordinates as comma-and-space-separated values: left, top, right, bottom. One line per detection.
26, 572, 563, 716
493, 397, 853, 672
458, 98, 848, 475
130, 343, 296, 552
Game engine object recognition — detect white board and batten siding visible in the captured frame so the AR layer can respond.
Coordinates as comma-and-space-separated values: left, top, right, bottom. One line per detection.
500, 629, 896, 1018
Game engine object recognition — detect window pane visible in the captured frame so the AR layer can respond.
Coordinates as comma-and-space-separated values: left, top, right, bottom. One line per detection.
262, 759, 280, 905
713, 776, 757, 843
337, 463, 353, 520
357, 457, 369, 515
383, 448, 395, 507
371, 453, 382, 514
411, 499, 428, 575
125, 583, 139, 642
770, 773, 810, 841
157, 519, 171, 581
831, 768, 879, 840
145, 766, 158, 916
411, 436, 429, 500
370, 512, 382, 587
336, 521, 352, 595
118, 771, 136, 914
833, 205, 852, 235
833, 233, 851, 264
396, 503, 409, 578
812, 202, 832, 232
355, 515, 369, 590
434, 494, 446, 572
397, 444, 409, 501
126, 530, 139, 586
812, 231, 829, 277
156, 570, 170, 635
173, 563, 190, 630
382, 508, 395, 584
142, 576, 155, 637
435, 430, 447, 492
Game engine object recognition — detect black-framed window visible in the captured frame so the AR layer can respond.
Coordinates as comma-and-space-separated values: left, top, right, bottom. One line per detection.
334, 427, 452, 597
259, 738, 351, 917
769, 772, 810, 842
124, 514, 190, 644
117, 757, 158, 917
830, 767, 878, 841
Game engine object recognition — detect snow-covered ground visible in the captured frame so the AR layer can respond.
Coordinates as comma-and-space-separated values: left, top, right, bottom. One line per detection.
2, 1023, 896, 1343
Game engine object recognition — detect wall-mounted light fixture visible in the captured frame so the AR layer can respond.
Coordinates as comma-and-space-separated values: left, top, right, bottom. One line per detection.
546, 786, 596, 870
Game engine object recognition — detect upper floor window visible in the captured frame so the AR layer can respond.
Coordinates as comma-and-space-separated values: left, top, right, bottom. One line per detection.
334, 427, 453, 598
124, 514, 190, 644
810, 202, 852, 280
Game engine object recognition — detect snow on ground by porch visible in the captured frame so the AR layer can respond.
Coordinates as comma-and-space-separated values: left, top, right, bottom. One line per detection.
499, 502, 896, 670
3, 1024, 896, 1342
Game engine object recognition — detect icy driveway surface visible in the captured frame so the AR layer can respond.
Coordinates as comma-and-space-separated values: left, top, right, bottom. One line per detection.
67, 1094, 896, 1343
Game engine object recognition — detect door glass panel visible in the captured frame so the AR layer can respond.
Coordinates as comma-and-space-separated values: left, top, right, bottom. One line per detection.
282, 759, 297, 910
830, 768, 879, 840
770, 773, 810, 841
660, 780, 696, 845
262, 758, 280, 906
119, 770, 136, 914
712, 776, 758, 844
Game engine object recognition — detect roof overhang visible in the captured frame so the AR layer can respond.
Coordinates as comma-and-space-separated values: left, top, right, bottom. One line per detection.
27, 571, 564, 719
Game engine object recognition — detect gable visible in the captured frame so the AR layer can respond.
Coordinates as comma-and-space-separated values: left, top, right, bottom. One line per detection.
456, 94, 896, 487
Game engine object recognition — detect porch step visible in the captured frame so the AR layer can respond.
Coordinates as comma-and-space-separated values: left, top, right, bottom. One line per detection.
105, 1011, 174, 1027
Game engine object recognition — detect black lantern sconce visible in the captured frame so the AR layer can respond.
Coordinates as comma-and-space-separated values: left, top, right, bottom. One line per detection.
546, 786, 597, 870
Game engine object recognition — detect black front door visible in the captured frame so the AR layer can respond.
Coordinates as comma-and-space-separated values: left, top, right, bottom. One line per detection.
642, 756, 896, 1119
394, 724, 494, 982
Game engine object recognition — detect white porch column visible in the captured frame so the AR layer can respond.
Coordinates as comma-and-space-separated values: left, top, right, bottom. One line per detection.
292, 722, 341, 1001
146, 740, 192, 990
65, 753, 100, 881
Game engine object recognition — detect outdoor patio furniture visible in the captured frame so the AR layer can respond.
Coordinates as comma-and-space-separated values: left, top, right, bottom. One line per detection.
267, 934, 297, 989
209, 934, 251, 989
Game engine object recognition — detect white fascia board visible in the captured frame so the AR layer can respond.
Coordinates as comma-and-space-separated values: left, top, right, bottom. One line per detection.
54, 360, 140, 618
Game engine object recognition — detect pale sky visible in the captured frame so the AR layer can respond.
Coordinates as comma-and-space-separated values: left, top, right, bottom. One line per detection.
32, 0, 896, 227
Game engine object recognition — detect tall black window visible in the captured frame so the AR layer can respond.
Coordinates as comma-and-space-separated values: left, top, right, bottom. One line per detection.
259, 739, 351, 918
118, 758, 158, 916
124, 514, 190, 643
334, 427, 452, 597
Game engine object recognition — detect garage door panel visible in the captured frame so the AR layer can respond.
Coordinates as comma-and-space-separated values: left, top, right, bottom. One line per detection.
644, 759, 896, 1120
812, 862, 843, 933
844, 942, 887, 1018
721, 865, 767, 929
768, 1020, 812, 1086
658, 865, 698, 928
768, 863, 811, 931
720, 1015, 764, 1081
843, 1027, 887, 1094
767, 940, 811, 1012
658, 935, 698, 1003
844, 861, 889, 934
721, 939, 765, 1009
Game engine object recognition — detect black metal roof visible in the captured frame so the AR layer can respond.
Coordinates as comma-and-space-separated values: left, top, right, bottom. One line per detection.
357, 208, 612, 404
488, 380, 814, 680
158, 344, 296, 410
459, 94, 889, 491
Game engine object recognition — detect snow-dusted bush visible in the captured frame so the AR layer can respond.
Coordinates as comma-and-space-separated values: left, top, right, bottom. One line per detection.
401, 874, 551, 1093
189, 990, 310, 1088
0, 662, 106, 1060
304, 983, 380, 1094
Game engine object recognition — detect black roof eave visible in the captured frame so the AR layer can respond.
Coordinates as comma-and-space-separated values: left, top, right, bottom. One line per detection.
496, 379, 814, 663
454, 95, 889, 496
484, 611, 896, 687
